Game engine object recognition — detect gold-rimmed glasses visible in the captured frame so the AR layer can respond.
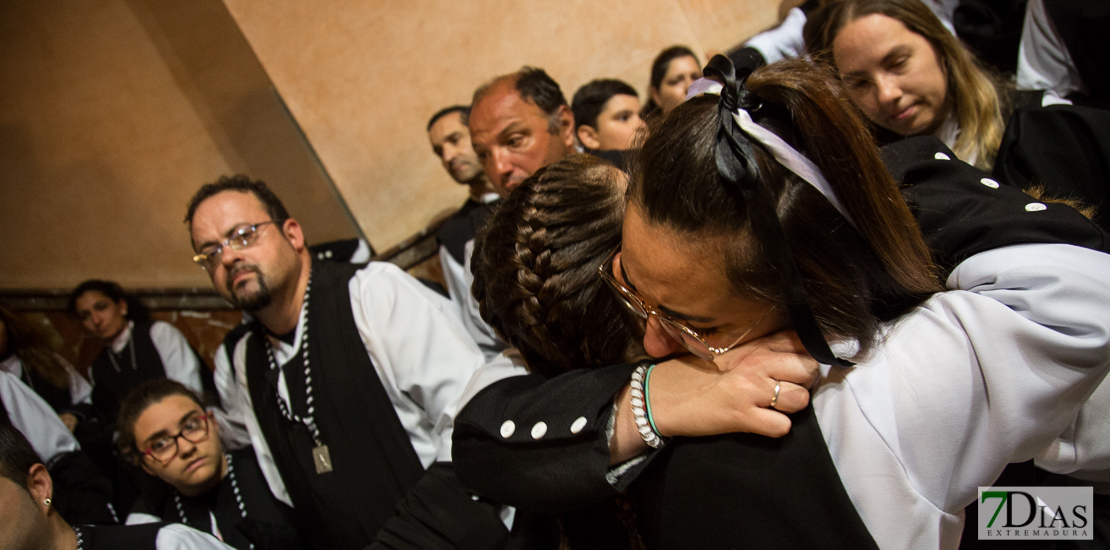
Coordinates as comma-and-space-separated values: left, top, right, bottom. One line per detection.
192, 221, 279, 272
141, 411, 213, 465
598, 246, 776, 361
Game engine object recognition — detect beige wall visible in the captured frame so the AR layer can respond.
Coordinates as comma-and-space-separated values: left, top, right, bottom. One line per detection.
0, 0, 782, 289
222, 0, 782, 249
0, 0, 358, 290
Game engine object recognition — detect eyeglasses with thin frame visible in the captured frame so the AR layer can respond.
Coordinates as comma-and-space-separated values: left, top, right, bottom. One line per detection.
598, 246, 777, 361
192, 221, 279, 271
141, 411, 213, 465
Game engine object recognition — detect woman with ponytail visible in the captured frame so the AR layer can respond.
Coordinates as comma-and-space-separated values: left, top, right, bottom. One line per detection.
455, 57, 1110, 549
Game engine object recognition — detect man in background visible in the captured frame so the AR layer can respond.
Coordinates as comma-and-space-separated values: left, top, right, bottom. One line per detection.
427, 106, 504, 360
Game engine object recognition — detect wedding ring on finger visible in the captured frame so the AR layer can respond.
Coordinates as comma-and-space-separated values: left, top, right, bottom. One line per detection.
769, 380, 781, 409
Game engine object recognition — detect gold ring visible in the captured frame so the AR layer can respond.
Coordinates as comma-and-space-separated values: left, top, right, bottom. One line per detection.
770, 380, 781, 409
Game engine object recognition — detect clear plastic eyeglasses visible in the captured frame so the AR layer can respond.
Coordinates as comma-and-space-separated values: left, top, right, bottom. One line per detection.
192, 221, 278, 271
597, 246, 776, 361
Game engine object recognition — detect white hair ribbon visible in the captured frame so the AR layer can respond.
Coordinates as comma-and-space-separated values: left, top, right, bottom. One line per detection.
731, 108, 857, 229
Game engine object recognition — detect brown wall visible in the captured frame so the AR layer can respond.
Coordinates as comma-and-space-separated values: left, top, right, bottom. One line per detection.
0, 0, 359, 291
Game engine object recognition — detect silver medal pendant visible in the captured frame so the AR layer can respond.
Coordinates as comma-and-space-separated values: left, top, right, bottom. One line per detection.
313, 444, 333, 474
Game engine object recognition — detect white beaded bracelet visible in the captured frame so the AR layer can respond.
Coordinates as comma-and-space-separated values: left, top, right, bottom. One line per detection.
630, 365, 665, 449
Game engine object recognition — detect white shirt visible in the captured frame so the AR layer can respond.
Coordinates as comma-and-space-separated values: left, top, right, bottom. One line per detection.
215, 262, 489, 506
1017, 0, 1083, 104
153, 523, 236, 549
0, 370, 79, 462
814, 243, 1110, 549
0, 353, 92, 407
438, 194, 507, 362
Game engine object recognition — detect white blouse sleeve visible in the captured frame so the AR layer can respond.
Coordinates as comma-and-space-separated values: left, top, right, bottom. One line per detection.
1016, 0, 1083, 100
949, 243, 1110, 481
350, 262, 488, 466
149, 321, 203, 394
211, 341, 252, 451
0, 370, 79, 462
155, 523, 236, 549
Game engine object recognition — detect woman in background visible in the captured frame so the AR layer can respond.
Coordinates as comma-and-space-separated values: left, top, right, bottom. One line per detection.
67, 280, 210, 426
804, 0, 1110, 235
641, 45, 702, 122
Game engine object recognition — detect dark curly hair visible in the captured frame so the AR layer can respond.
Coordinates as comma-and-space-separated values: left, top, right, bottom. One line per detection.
472, 154, 643, 377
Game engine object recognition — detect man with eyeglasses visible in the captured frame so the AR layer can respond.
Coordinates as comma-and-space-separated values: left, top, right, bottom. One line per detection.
185, 175, 507, 549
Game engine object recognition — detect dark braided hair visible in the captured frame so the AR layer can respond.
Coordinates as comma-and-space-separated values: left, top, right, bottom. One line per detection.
472, 154, 643, 377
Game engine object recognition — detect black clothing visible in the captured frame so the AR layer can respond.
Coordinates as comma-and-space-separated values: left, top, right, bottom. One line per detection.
454, 364, 878, 549
76, 522, 163, 550
89, 320, 170, 424
1044, 0, 1110, 109
436, 198, 497, 266
992, 104, 1110, 234
132, 449, 300, 550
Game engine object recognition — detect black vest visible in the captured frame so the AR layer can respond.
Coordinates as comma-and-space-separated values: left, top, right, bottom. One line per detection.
236, 261, 425, 549
89, 320, 166, 424
138, 448, 300, 550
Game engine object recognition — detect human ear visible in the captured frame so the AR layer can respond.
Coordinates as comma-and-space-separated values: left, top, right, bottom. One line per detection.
557, 106, 576, 149
577, 125, 601, 150
26, 464, 53, 514
281, 218, 307, 252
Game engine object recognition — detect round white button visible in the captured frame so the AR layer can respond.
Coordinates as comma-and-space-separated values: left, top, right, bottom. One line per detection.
499, 420, 515, 438
980, 178, 1000, 189
570, 417, 587, 434
1025, 202, 1047, 212
531, 421, 548, 439
934, 152, 951, 160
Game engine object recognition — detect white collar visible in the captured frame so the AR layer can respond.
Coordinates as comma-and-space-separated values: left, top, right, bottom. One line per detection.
110, 320, 135, 354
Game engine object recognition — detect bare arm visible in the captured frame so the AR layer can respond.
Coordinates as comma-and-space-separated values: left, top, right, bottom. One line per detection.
609, 331, 818, 464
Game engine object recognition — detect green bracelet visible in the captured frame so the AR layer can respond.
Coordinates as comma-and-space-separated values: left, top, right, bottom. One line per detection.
644, 363, 661, 438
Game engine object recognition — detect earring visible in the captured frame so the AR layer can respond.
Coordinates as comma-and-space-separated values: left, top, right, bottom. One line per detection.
44, 498, 52, 506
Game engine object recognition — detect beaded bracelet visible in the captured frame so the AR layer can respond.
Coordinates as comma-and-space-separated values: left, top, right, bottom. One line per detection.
630, 364, 665, 448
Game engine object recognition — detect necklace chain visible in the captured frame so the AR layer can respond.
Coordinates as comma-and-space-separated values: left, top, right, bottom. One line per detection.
106, 336, 138, 373
74, 525, 85, 550
263, 275, 323, 446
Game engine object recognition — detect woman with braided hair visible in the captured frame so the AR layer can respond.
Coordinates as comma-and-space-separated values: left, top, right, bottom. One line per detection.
455, 56, 1110, 549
